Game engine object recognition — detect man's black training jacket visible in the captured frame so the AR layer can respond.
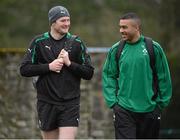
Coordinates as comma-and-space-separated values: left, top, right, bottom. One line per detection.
20, 32, 94, 105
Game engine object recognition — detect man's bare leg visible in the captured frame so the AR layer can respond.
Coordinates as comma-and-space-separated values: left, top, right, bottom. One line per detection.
59, 127, 78, 139
41, 128, 59, 139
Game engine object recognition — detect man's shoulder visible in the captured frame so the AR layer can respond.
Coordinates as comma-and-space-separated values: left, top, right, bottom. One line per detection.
109, 41, 120, 53
152, 40, 161, 48
149, 38, 164, 53
143, 36, 161, 48
31, 32, 49, 43
143, 36, 164, 55
112, 41, 120, 48
66, 32, 82, 44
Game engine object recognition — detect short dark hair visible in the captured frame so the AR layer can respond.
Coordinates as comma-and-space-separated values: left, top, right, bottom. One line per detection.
120, 12, 141, 28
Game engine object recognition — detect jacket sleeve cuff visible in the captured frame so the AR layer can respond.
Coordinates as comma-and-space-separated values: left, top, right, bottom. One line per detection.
110, 103, 117, 109
42, 64, 50, 73
68, 62, 79, 71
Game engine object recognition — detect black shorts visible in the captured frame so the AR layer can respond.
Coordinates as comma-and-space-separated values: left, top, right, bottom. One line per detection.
37, 100, 80, 131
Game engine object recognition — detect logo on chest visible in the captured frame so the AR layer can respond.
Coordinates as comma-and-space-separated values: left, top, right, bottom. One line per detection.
141, 45, 148, 55
142, 48, 148, 55
45, 45, 51, 50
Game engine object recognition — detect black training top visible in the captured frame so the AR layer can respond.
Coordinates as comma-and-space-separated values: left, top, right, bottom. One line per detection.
20, 32, 94, 105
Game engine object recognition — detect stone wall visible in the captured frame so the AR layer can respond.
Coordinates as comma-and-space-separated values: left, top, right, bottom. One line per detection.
0, 52, 115, 139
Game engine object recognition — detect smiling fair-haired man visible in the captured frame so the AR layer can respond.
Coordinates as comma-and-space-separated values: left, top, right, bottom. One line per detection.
20, 5, 94, 139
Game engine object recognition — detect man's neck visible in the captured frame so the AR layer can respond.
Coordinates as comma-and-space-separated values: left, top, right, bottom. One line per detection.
127, 33, 141, 43
50, 30, 65, 40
